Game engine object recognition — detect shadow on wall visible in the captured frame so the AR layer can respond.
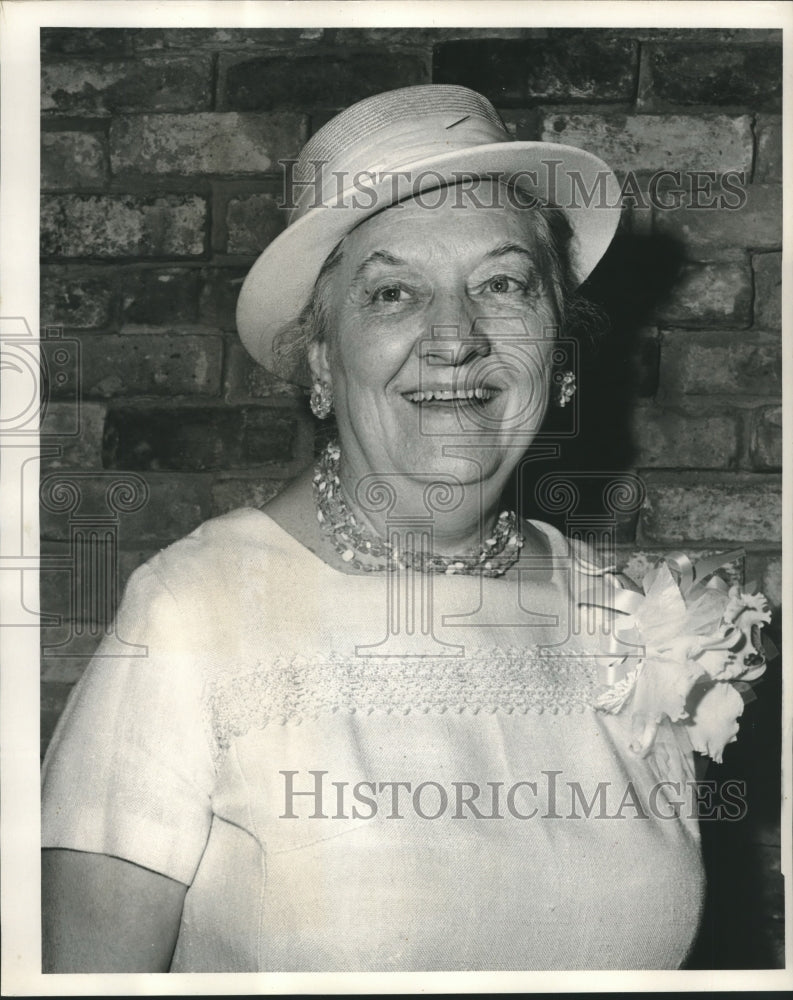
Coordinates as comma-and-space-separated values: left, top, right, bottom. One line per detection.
517, 229, 686, 532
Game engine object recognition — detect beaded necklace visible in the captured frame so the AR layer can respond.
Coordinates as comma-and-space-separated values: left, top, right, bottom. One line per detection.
313, 442, 524, 576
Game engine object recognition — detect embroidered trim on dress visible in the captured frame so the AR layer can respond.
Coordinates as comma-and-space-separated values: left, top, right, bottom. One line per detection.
203, 645, 599, 767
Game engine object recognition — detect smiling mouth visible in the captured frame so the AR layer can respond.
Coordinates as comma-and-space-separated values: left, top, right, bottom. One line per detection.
402, 387, 500, 404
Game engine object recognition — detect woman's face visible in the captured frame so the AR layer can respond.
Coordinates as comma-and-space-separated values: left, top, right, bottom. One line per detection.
311, 183, 560, 491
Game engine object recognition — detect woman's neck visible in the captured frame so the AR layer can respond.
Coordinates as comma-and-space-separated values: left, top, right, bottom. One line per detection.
336, 448, 509, 558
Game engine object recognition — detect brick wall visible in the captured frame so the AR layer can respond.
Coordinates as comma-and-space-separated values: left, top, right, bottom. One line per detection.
39, 27, 783, 966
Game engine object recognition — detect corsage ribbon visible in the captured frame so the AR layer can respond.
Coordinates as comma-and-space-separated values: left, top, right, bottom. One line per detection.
578, 549, 773, 762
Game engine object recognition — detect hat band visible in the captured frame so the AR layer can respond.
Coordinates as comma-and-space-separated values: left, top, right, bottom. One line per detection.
288, 113, 510, 224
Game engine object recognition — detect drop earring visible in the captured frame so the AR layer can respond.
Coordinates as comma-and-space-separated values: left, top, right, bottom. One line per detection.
555, 370, 577, 408
310, 380, 334, 419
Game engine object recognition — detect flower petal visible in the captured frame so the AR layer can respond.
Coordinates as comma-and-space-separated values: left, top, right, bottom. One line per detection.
634, 563, 689, 642
682, 588, 729, 634
590, 554, 770, 763
627, 643, 705, 755
685, 682, 745, 763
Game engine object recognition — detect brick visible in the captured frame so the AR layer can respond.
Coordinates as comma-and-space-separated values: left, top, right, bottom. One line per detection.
225, 193, 286, 255
631, 407, 739, 468
40, 620, 89, 660
211, 477, 289, 515
40, 472, 211, 546
749, 406, 782, 472
500, 110, 542, 141
103, 405, 299, 471
41, 657, 88, 694
37, 469, 157, 543
40, 268, 115, 328
198, 268, 248, 330
526, 468, 642, 544
221, 51, 429, 110
41, 28, 136, 55
755, 116, 782, 183
41, 632, 104, 684
132, 28, 325, 51
653, 184, 781, 255
128, 475, 212, 544
656, 262, 751, 328
336, 28, 548, 47
640, 472, 781, 545
224, 342, 304, 400
121, 268, 200, 325
38, 336, 78, 411
41, 56, 212, 116
41, 132, 108, 189
46, 333, 222, 399
39, 541, 152, 627
40, 402, 106, 468
659, 330, 781, 396
38, 553, 75, 627
625, 29, 781, 44
41, 194, 208, 258
616, 547, 743, 591
40, 617, 84, 654
540, 114, 753, 174
110, 113, 307, 176
37, 605, 109, 649
433, 36, 637, 104
644, 44, 782, 109
752, 253, 781, 329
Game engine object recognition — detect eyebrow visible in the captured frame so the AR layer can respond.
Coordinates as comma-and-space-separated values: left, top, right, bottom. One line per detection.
483, 241, 535, 262
350, 241, 535, 285
352, 250, 406, 283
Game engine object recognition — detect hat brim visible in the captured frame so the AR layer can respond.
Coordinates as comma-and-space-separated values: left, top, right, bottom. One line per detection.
236, 141, 622, 386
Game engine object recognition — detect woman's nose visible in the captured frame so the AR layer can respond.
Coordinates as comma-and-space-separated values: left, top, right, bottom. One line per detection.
418, 293, 490, 367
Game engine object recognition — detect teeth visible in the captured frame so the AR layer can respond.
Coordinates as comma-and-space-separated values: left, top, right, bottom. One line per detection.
404, 388, 497, 403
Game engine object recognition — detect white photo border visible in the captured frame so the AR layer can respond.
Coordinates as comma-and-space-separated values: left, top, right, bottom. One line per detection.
1, 1, 791, 994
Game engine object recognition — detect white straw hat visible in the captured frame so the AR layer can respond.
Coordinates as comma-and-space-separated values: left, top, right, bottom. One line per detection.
236, 85, 622, 385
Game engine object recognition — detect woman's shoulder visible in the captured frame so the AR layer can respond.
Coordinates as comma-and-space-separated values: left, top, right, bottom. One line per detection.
134, 507, 304, 601
524, 518, 627, 582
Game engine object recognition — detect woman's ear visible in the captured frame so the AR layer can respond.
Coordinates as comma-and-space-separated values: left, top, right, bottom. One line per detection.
308, 338, 332, 386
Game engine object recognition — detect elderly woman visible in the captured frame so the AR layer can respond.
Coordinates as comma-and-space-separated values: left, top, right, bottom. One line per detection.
41, 85, 768, 973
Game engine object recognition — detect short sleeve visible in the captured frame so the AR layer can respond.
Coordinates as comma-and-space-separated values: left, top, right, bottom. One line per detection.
41, 561, 216, 886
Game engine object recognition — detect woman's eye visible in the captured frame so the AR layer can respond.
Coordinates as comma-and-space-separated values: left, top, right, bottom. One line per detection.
486, 275, 522, 294
370, 283, 414, 308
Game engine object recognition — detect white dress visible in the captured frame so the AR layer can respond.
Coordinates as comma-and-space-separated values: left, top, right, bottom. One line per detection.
41, 509, 705, 971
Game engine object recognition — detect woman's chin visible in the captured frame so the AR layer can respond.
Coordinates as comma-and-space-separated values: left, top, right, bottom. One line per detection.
389, 439, 519, 490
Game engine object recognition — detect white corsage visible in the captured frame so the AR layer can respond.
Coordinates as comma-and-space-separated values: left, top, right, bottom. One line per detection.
585, 550, 772, 763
